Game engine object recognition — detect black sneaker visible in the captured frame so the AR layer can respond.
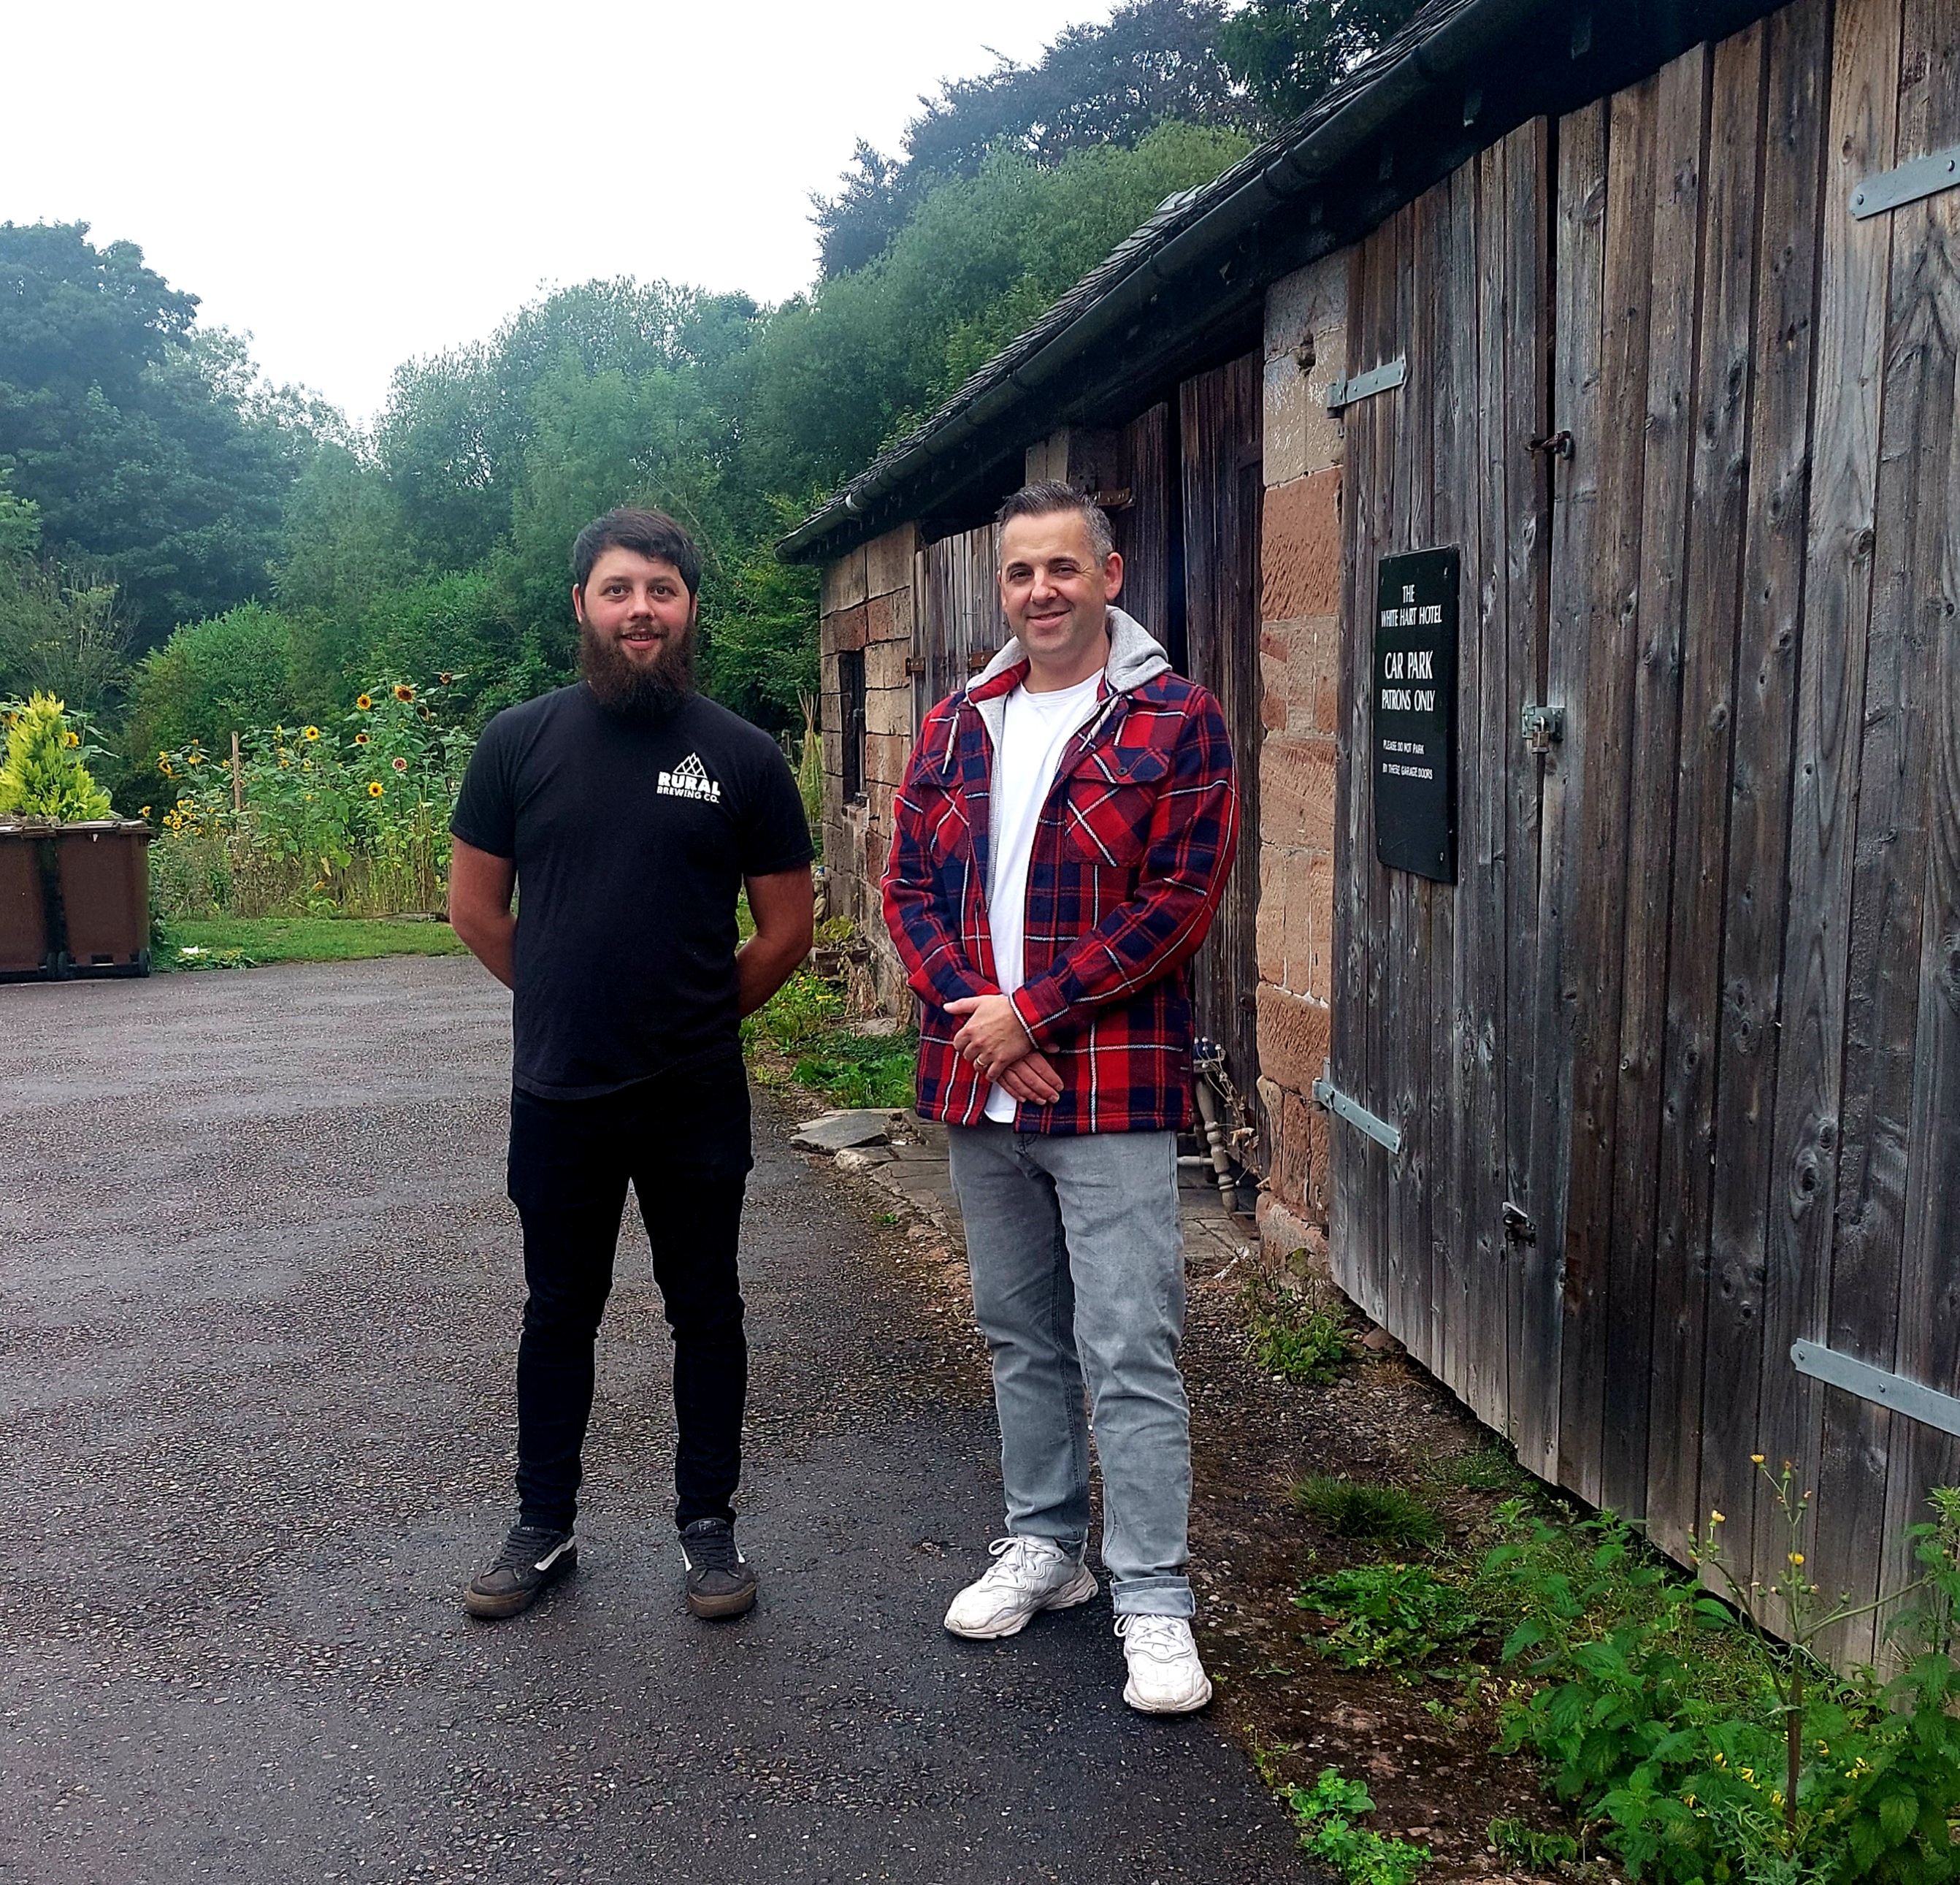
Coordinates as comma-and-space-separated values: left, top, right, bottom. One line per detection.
464, 1523, 577, 1620
681, 1517, 757, 1619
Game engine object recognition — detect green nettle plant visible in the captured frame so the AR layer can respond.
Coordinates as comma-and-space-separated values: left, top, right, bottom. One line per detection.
150, 677, 475, 918
1485, 1480, 1960, 1884
0, 692, 112, 821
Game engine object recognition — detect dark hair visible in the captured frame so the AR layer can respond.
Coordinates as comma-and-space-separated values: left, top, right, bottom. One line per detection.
571, 508, 702, 595
995, 481, 1114, 563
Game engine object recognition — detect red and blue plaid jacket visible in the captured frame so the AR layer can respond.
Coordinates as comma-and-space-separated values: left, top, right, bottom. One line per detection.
881, 611, 1239, 1135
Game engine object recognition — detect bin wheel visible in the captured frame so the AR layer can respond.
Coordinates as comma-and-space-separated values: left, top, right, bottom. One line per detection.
50, 950, 71, 981
135, 948, 151, 977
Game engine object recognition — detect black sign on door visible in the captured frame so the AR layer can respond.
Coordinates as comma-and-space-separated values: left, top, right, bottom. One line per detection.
1373, 547, 1458, 882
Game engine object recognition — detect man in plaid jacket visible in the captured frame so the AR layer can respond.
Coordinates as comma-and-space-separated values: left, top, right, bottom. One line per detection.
881, 481, 1238, 1713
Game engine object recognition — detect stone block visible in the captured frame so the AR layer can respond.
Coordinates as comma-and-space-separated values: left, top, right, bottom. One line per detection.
1256, 1192, 1331, 1272
827, 603, 870, 655
1265, 253, 1347, 362
865, 638, 911, 692
1257, 615, 1341, 739
865, 524, 920, 600
823, 549, 868, 616
1259, 647, 1290, 732
865, 687, 914, 742
1256, 982, 1330, 1093
867, 585, 913, 645
1267, 1079, 1310, 1207
1261, 733, 1337, 853
864, 732, 908, 789
1304, 851, 1335, 1003
1306, 1104, 1331, 1219
1264, 353, 1310, 489
1256, 852, 1285, 985
1262, 471, 1342, 622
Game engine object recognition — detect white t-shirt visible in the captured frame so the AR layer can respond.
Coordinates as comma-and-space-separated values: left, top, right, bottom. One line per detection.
983, 671, 1104, 1122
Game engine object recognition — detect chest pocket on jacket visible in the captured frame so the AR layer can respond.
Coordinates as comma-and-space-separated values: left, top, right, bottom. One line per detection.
928, 794, 971, 865
1061, 746, 1171, 869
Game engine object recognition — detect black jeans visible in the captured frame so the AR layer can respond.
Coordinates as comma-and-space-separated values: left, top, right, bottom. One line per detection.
505, 1060, 751, 1534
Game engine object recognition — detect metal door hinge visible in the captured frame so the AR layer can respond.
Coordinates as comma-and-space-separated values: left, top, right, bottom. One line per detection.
1852, 145, 1960, 221
1501, 1201, 1536, 1245
1087, 486, 1134, 511
1311, 1066, 1402, 1153
1325, 356, 1406, 415
1521, 704, 1565, 754
905, 656, 927, 676
1791, 1341, 1960, 1438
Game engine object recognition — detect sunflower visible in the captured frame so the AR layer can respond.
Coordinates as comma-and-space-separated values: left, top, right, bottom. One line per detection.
437, 671, 453, 686
393, 684, 416, 703
63, 729, 80, 747
368, 780, 385, 798
356, 694, 372, 711
139, 806, 152, 819
303, 726, 321, 741
391, 755, 408, 772
354, 732, 370, 746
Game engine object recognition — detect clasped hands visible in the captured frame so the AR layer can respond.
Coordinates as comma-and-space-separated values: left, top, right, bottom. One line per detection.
943, 993, 1064, 1105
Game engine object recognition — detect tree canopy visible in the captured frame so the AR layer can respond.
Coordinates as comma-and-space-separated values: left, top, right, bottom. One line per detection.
6, 0, 1425, 814
0, 221, 329, 641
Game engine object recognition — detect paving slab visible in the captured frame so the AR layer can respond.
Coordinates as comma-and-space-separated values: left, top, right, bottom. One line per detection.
0, 959, 1305, 1884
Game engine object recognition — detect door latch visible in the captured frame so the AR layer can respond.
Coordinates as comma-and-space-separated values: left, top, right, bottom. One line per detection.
1520, 705, 1565, 754
1502, 1201, 1537, 1245
1527, 429, 1574, 459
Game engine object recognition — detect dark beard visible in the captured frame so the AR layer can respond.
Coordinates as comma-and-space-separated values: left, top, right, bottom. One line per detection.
579, 618, 696, 717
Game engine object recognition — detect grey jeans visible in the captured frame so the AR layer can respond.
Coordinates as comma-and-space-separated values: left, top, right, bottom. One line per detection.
945, 1123, 1193, 1618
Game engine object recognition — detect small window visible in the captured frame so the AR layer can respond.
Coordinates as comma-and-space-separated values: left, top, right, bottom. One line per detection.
839, 649, 867, 803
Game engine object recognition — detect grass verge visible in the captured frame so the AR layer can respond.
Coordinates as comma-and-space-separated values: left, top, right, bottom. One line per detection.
161, 915, 469, 968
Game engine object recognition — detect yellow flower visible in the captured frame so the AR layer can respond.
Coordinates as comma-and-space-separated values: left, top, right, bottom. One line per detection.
1790, 1553, 1804, 1566
186, 751, 202, 765
1751, 1453, 1765, 1464
1711, 1511, 1726, 1524
158, 750, 169, 763
393, 684, 415, 702
368, 780, 384, 798
303, 726, 321, 741
354, 732, 369, 745
139, 806, 151, 819
64, 729, 80, 746
356, 694, 372, 711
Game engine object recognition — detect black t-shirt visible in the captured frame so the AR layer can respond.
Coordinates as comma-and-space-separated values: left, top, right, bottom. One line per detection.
451, 684, 813, 1099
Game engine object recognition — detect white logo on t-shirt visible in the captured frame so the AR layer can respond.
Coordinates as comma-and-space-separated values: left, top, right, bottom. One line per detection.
657, 752, 721, 802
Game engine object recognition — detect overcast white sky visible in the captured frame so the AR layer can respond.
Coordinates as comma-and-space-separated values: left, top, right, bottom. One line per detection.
4, 0, 1111, 426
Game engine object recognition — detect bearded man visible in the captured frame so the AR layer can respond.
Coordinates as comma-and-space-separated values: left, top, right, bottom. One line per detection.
448, 507, 813, 1625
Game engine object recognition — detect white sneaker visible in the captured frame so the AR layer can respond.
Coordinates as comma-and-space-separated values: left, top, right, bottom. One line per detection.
1116, 1614, 1212, 1713
943, 1536, 1099, 1640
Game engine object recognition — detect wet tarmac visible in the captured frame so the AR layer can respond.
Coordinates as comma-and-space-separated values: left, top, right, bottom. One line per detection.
1, 958, 1306, 1883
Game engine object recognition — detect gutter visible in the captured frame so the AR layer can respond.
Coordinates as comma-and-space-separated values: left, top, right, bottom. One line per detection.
778, 0, 1542, 564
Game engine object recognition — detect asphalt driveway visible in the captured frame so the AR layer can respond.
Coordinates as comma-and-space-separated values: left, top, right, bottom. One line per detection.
1, 958, 1304, 1884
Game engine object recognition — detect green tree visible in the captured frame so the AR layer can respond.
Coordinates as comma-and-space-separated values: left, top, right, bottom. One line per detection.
814, 0, 1250, 277
0, 561, 129, 716
754, 121, 1251, 492
1215, 0, 1425, 129
122, 600, 298, 766
0, 222, 329, 642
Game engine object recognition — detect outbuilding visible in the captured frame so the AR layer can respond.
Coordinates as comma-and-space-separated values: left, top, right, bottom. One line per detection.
779, 0, 1959, 1659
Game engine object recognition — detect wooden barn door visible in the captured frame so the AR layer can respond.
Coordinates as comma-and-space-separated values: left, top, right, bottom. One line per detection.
1181, 353, 1266, 1169
1328, 120, 1553, 1434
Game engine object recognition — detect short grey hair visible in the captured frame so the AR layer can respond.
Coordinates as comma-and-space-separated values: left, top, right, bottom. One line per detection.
995, 481, 1114, 564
